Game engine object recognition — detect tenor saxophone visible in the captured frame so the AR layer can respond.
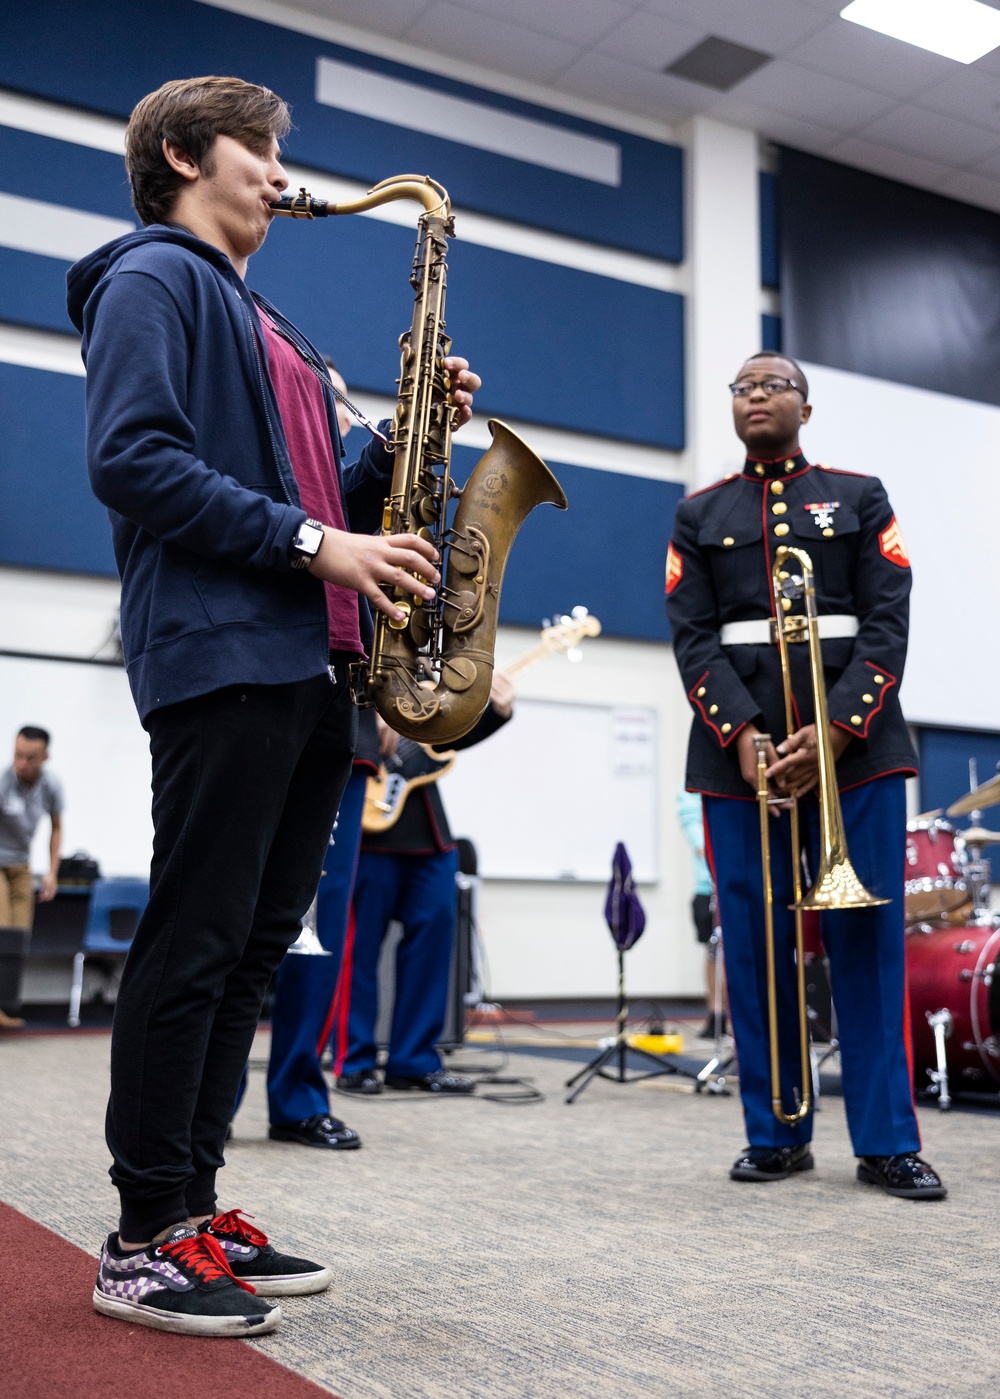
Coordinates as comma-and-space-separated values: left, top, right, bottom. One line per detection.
272, 176, 567, 743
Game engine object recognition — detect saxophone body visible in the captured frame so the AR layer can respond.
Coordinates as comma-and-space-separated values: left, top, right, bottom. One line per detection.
274, 176, 568, 744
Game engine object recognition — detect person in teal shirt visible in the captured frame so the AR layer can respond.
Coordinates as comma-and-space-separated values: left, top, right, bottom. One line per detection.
676, 787, 724, 1037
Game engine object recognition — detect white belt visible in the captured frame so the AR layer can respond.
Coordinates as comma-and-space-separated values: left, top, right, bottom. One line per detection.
720, 615, 859, 646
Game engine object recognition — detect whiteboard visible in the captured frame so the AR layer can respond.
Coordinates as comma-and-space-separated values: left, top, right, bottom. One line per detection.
438, 699, 659, 882
0, 655, 153, 877
801, 362, 999, 731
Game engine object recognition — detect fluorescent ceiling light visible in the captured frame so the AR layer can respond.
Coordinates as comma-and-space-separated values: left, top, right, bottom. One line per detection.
841, 0, 1000, 63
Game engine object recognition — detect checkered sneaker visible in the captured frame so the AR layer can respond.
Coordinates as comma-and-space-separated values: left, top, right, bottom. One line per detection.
92, 1223, 281, 1336
203, 1209, 332, 1296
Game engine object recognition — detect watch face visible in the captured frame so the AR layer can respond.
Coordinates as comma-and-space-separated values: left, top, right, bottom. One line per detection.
298, 523, 324, 556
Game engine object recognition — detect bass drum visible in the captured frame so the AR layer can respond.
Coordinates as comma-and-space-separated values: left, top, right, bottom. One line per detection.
904, 818, 969, 922
906, 921, 1000, 1096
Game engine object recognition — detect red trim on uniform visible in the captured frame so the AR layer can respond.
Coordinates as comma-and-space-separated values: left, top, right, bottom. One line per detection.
686, 475, 738, 500
665, 542, 683, 594
328, 905, 356, 1077
837, 764, 918, 794
813, 464, 868, 478
687, 671, 744, 748
744, 463, 812, 484
902, 967, 921, 1148
352, 758, 380, 776
832, 661, 896, 741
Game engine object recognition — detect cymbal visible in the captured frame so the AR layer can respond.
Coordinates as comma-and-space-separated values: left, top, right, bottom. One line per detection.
947, 773, 1000, 817
960, 825, 1000, 847
910, 809, 942, 823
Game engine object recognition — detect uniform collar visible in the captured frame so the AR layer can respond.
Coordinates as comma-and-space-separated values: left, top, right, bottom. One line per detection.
742, 450, 809, 482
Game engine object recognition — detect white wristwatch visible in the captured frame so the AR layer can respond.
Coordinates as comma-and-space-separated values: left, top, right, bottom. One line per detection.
290, 518, 325, 570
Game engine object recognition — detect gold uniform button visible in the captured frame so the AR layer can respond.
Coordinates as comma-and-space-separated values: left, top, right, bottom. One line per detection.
721, 723, 732, 734
774, 522, 790, 536
781, 598, 792, 612
823, 527, 834, 538
771, 481, 784, 495
863, 693, 874, 704
772, 502, 787, 515
755, 464, 765, 476
785, 461, 795, 472
723, 536, 735, 547
851, 715, 862, 725
697, 686, 706, 697
874, 674, 885, 684
709, 704, 719, 715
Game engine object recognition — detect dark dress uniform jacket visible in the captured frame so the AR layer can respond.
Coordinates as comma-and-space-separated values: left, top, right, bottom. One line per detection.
665, 451, 918, 798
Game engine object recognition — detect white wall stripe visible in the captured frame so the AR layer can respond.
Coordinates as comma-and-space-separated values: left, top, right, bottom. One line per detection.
0, 324, 86, 376
0, 323, 688, 484
0, 91, 125, 154
315, 56, 620, 187
0, 191, 133, 262
0, 90, 680, 291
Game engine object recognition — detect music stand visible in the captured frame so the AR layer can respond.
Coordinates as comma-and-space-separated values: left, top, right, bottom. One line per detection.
565, 843, 700, 1104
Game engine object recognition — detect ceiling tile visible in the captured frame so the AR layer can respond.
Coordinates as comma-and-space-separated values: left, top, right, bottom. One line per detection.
725, 58, 896, 131
595, 10, 706, 73
446, 0, 633, 47
783, 17, 958, 99
708, 96, 844, 155
405, 2, 583, 82
938, 168, 1000, 213
826, 135, 955, 192
286, 0, 434, 39
640, 1, 828, 55
555, 51, 711, 121
917, 68, 1000, 135
857, 104, 1000, 166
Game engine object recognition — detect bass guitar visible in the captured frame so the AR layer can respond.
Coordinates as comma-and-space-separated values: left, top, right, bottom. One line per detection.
362, 607, 601, 833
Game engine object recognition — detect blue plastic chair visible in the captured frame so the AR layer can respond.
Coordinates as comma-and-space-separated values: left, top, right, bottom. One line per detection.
68, 877, 149, 1027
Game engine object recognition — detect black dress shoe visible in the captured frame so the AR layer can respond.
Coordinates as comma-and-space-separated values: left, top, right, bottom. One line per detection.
383, 1069, 475, 1094
268, 1113, 361, 1149
336, 1070, 382, 1095
730, 1143, 814, 1181
857, 1154, 947, 1200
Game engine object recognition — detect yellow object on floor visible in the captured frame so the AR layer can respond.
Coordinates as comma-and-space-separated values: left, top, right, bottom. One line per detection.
628, 1033, 684, 1055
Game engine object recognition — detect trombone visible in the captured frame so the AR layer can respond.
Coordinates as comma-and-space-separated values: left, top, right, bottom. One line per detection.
755, 545, 888, 1125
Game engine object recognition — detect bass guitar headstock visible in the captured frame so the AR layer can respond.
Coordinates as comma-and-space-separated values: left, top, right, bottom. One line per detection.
539, 606, 602, 660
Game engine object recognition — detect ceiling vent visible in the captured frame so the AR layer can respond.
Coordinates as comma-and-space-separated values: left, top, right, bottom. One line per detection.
664, 36, 773, 91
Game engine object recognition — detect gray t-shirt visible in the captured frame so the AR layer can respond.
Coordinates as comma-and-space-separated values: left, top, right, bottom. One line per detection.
0, 766, 63, 867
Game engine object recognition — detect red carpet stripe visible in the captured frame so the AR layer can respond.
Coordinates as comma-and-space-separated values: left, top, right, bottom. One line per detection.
0, 1202, 339, 1399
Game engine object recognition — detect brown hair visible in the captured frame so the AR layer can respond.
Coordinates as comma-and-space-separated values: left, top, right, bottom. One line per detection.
125, 76, 291, 226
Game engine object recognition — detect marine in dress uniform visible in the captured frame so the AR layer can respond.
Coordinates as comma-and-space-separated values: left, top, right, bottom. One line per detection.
665, 352, 945, 1200
337, 688, 512, 1095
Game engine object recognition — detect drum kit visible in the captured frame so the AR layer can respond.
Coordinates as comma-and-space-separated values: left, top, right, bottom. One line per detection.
903, 768, 1000, 1110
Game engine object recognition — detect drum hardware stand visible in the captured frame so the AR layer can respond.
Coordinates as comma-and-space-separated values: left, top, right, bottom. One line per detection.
925, 1008, 953, 1111
694, 926, 733, 1095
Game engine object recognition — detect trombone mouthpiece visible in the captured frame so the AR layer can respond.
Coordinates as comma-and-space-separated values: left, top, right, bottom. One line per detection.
753, 733, 771, 756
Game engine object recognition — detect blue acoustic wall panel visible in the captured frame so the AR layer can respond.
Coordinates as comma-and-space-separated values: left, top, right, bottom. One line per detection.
4, 0, 684, 262
449, 442, 683, 643
917, 727, 1000, 828
761, 313, 782, 353
1, 128, 685, 448
254, 217, 685, 449
760, 171, 780, 290
0, 364, 115, 576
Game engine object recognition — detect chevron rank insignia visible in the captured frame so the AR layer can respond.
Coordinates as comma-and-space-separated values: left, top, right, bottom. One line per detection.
665, 542, 683, 594
878, 516, 910, 567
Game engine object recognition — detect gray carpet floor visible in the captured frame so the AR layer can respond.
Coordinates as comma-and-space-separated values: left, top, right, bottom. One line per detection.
1, 1030, 998, 1399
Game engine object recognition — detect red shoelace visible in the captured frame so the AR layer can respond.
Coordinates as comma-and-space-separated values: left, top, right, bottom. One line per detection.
157, 1231, 255, 1293
207, 1207, 269, 1249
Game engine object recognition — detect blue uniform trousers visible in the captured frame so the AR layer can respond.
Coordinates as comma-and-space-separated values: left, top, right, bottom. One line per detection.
341, 848, 459, 1078
704, 774, 919, 1156
265, 769, 366, 1126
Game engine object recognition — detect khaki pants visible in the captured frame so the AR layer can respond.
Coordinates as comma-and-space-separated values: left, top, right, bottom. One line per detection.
0, 865, 34, 930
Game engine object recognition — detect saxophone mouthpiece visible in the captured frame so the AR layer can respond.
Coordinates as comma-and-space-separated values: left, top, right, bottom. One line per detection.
270, 187, 331, 218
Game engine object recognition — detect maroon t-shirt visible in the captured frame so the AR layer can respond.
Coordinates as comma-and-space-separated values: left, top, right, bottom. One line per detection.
259, 313, 363, 654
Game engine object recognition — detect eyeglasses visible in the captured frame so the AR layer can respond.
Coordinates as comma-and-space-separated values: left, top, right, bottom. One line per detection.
728, 376, 805, 399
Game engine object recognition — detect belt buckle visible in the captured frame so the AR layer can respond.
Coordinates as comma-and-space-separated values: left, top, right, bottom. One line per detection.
773, 615, 808, 643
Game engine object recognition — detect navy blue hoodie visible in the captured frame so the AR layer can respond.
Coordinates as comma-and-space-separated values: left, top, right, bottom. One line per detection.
66, 225, 393, 722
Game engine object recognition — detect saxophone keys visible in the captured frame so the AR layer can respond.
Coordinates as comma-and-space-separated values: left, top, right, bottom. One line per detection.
442, 656, 477, 692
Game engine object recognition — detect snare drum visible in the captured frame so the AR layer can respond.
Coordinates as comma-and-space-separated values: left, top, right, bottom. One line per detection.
906, 921, 1000, 1095
904, 818, 969, 922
